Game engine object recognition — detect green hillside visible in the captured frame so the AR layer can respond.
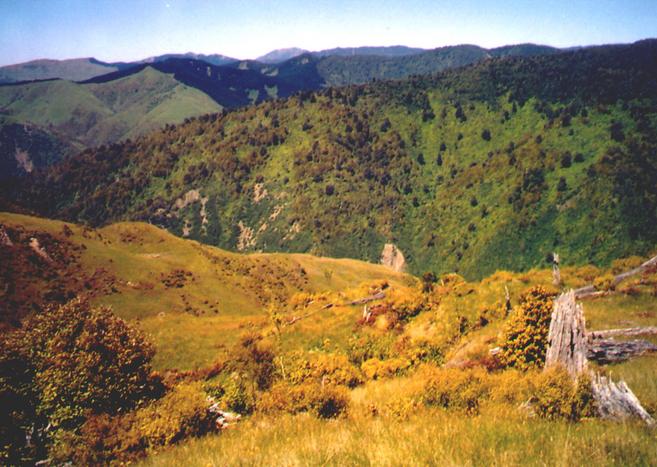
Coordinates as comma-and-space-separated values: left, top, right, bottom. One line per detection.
0, 67, 222, 147
12, 40, 657, 279
0, 58, 118, 83
0, 211, 409, 369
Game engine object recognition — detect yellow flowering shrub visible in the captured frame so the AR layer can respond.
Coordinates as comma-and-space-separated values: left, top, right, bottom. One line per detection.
498, 286, 555, 370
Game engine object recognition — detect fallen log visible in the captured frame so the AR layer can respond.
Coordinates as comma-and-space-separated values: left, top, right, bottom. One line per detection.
588, 326, 657, 339
347, 291, 385, 306
575, 253, 657, 298
587, 338, 657, 364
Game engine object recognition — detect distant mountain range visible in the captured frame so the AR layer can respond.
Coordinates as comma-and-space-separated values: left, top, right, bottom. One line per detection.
0, 42, 582, 179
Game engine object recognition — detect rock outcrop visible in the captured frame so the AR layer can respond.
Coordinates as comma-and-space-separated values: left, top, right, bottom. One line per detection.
380, 243, 406, 272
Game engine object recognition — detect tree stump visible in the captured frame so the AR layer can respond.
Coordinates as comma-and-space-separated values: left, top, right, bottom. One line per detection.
591, 373, 655, 426
544, 289, 655, 425
545, 290, 588, 378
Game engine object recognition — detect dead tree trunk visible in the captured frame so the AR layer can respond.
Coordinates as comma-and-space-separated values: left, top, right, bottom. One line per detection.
545, 290, 588, 378
544, 289, 655, 425
587, 338, 657, 364
575, 253, 657, 299
552, 252, 561, 287
588, 326, 657, 339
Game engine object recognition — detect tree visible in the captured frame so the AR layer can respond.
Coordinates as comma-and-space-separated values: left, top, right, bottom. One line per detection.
481, 129, 491, 141
0, 298, 160, 464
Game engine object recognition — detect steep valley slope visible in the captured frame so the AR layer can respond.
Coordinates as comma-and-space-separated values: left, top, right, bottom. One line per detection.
8, 39, 657, 279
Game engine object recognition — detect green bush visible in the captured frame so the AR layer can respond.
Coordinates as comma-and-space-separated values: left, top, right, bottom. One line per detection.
286, 352, 363, 388
421, 367, 490, 414
0, 298, 161, 464
226, 332, 276, 391
498, 286, 555, 370
52, 383, 215, 465
593, 273, 616, 291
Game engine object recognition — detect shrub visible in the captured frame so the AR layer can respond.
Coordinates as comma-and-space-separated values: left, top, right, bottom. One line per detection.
421, 367, 490, 414
498, 286, 555, 370
593, 273, 616, 291
611, 255, 644, 274
529, 367, 595, 420
488, 370, 533, 404
215, 375, 256, 415
361, 357, 411, 380
132, 383, 215, 448
258, 382, 349, 418
52, 383, 216, 465
0, 298, 160, 464
227, 332, 276, 391
347, 333, 394, 365
286, 352, 363, 388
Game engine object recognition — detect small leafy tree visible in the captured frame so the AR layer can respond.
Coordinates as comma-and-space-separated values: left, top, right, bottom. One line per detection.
499, 286, 555, 370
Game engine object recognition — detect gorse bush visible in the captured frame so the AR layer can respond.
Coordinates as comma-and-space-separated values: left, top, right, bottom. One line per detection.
498, 286, 555, 370
258, 381, 349, 418
420, 367, 491, 414
52, 383, 216, 465
593, 273, 616, 291
0, 298, 161, 464
529, 367, 596, 421
286, 352, 364, 388
361, 357, 412, 380
227, 332, 276, 391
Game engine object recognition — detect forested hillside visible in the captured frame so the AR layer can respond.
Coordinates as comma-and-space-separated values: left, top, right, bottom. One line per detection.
7, 40, 657, 278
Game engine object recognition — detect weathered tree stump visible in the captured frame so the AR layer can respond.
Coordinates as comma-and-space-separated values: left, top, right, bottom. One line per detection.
545, 290, 588, 377
544, 289, 655, 425
591, 373, 655, 426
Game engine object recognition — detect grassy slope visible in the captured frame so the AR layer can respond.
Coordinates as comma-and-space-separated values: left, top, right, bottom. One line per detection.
0, 211, 409, 370
141, 257, 657, 466
0, 58, 118, 83
3, 213, 656, 465
0, 67, 222, 147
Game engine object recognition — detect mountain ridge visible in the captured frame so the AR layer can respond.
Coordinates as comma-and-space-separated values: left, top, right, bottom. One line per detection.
8, 39, 657, 279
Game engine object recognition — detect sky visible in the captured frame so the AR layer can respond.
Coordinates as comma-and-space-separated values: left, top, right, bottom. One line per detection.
1, 0, 656, 66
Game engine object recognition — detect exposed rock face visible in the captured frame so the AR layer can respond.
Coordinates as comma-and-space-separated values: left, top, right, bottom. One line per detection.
380, 243, 406, 272
29, 237, 53, 263
0, 225, 13, 246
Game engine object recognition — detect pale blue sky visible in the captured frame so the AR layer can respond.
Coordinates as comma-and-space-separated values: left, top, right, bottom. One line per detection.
1, 0, 656, 66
